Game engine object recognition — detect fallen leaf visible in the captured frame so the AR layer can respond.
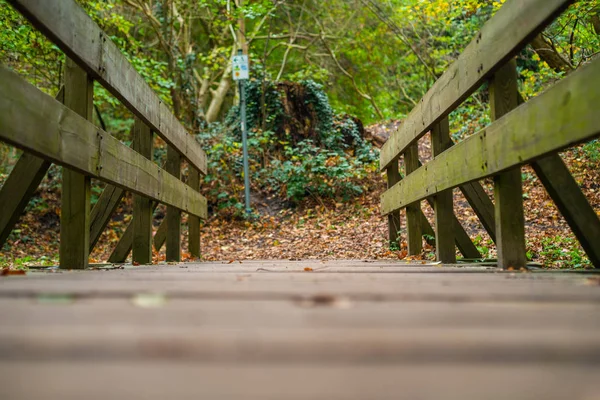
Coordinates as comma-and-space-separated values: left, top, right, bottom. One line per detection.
584, 277, 600, 286
1, 268, 26, 276
37, 293, 74, 304
296, 294, 352, 309
132, 293, 167, 308
304, 267, 313, 272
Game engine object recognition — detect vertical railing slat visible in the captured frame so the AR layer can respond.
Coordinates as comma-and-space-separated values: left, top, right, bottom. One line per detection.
188, 166, 201, 259
132, 117, 154, 264
404, 144, 422, 256
386, 160, 401, 248
166, 146, 182, 262
490, 59, 526, 269
59, 58, 93, 269
431, 117, 456, 263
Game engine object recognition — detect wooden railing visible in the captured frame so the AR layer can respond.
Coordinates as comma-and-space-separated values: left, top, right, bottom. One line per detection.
380, 0, 600, 269
0, 0, 208, 269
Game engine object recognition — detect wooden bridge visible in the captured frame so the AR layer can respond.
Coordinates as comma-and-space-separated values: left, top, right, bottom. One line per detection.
1, 0, 600, 398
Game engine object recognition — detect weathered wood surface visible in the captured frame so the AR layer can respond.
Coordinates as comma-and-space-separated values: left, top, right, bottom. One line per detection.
1, 362, 599, 400
88, 124, 135, 252
188, 166, 202, 258
431, 117, 456, 263
386, 161, 401, 246
153, 216, 167, 251
384, 159, 479, 258
0, 66, 207, 219
89, 185, 125, 252
403, 144, 422, 255
380, 0, 572, 170
0, 88, 63, 248
532, 154, 600, 267
381, 58, 600, 216
513, 92, 600, 265
107, 221, 134, 264
108, 202, 163, 263
490, 60, 526, 269
132, 118, 153, 265
7, 0, 207, 175
415, 162, 481, 259
459, 181, 496, 242
60, 59, 93, 270
0, 260, 599, 399
0, 152, 50, 247
166, 146, 182, 262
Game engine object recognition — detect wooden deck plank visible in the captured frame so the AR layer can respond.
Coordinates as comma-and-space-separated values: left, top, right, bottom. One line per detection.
2, 361, 598, 400
1, 296, 599, 363
0, 263, 599, 303
0, 260, 598, 399
2, 298, 599, 333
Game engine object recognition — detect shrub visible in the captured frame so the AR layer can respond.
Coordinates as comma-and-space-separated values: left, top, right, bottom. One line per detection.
197, 79, 378, 217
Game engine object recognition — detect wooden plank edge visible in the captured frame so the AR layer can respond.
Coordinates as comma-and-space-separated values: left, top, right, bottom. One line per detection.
381, 58, 600, 214
7, 0, 207, 175
0, 66, 207, 219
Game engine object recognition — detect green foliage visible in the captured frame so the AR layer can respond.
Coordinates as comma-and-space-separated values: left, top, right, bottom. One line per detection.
302, 80, 334, 137
536, 236, 591, 269
0, 254, 56, 269
243, 75, 285, 133
267, 139, 374, 202
472, 234, 493, 259
0, 0, 63, 94
199, 79, 377, 217
575, 139, 600, 163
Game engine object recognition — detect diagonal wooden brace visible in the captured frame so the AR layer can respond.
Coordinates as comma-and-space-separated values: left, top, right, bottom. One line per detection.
532, 154, 600, 267
0, 88, 63, 248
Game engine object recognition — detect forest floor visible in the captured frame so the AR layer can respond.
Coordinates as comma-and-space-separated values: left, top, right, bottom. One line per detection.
1, 123, 599, 269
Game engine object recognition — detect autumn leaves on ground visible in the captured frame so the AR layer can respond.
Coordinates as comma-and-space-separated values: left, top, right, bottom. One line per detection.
3, 124, 598, 269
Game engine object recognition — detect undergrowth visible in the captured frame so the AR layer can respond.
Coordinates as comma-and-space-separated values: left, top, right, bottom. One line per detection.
198, 78, 378, 218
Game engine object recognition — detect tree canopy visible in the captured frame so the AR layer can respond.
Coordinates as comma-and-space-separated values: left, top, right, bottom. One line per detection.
2, 0, 598, 131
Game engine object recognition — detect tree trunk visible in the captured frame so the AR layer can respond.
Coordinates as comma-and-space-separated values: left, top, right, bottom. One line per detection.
592, 14, 600, 36
205, 66, 232, 123
195, 69, 211, 120
530, 34, 573, 73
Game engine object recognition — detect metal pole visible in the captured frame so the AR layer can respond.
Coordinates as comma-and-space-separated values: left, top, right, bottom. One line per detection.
239, 63, 251, 214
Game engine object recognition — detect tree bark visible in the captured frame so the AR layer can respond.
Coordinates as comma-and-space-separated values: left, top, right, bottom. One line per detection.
205, 65, 232, 123
592, 14, 600, 36
530, 34, 573, 73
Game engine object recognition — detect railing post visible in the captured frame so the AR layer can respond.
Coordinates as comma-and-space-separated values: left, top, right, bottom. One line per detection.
59, 58, 93, 269
404, 144, 422, 256
386, 159, 401, 248
166, 145, 181, 262
132, 117, 153, 264
490, 59, 526, 269
431, 117, 456, 263
188, 166, 201, 259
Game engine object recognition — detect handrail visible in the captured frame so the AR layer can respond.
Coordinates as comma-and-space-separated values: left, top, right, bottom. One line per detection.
379, 0, 600, 269
381, 59, 600, 215
8, 0, 207, 175
379, 0, 572, 171
0, 66, 208, 219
